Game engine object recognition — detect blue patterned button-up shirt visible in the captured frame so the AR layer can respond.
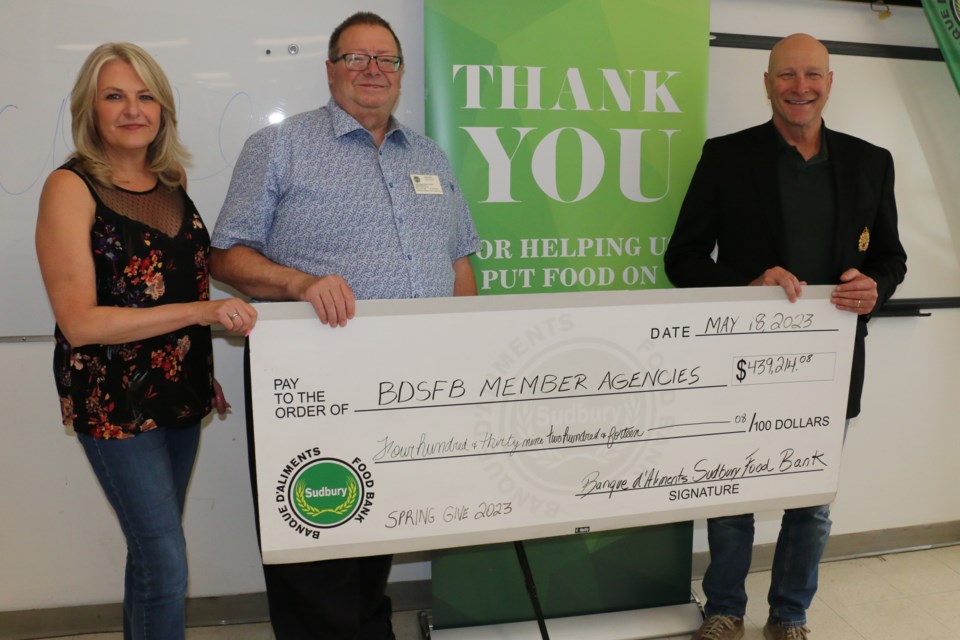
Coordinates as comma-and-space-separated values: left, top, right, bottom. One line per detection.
212, 99, 480, 300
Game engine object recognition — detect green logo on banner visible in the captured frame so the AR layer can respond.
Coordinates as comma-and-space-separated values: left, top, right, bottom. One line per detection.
922, 0, 960, 95
290, 459, 362, 528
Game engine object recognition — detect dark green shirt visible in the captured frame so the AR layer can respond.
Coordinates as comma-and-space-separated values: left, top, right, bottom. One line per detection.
776, 127, 836, 285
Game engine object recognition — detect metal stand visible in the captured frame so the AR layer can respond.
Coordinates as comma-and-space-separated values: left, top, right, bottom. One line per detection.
428, 603, 704, 639
514, 540, 550, 640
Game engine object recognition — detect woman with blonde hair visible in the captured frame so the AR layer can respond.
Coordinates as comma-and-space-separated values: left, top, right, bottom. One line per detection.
36, 42, 256, 639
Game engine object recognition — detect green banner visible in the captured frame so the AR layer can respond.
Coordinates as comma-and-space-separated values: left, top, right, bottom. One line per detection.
424, 0, 709, 629
425, 0, 709, 295
922, 0, 960, 95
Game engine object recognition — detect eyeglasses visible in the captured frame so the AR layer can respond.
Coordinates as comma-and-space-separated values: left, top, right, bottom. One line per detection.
334, 53, 403, 73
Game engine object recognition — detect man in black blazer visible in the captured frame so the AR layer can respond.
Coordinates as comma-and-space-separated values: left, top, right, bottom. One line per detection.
665, 34, 906, 640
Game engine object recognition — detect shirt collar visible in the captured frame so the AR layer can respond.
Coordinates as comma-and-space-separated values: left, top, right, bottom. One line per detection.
773, 120, 829, 164
328, 98, 408, 145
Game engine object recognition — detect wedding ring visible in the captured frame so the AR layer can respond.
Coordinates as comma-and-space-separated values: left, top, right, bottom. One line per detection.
229, 312, 241, 319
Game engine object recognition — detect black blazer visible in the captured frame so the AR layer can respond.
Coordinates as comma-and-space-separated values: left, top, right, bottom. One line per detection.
664, 120, 907, 418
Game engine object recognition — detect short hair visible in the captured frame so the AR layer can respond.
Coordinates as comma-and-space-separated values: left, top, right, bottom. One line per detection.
328, 12, 403, 61
69, 42, 190, 188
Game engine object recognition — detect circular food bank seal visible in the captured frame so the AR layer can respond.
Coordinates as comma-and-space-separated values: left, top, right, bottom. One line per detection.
288, 458, 366, 529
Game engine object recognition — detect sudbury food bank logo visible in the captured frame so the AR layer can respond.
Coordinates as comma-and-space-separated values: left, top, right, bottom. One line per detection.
942, 1, 960, 37
277, 451, 375, 534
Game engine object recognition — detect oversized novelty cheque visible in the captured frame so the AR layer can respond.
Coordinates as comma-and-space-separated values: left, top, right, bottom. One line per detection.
248, 287, 854, 564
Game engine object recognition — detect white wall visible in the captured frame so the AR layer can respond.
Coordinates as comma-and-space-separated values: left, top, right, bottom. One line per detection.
0, 338, 266, 608
2, 0, 958, 611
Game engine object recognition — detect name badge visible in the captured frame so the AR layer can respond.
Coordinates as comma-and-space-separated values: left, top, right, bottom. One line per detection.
410, 174, 443, 195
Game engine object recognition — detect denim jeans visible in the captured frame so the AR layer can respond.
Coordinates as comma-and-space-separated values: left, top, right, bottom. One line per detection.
701, 504, 832, 627
701, 419, 850, 628
79, 424, 200, 640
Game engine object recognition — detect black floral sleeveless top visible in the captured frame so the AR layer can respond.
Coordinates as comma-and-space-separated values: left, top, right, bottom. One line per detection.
53, 160, 214, 439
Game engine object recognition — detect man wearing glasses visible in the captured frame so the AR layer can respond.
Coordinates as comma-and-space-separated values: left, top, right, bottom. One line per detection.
210, 11, 480, 640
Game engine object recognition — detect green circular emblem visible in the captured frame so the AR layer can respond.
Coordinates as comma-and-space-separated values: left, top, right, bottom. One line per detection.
289, 459, 363, 528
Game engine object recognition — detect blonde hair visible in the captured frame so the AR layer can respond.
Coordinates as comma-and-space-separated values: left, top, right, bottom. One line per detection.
70, 42, 190, 188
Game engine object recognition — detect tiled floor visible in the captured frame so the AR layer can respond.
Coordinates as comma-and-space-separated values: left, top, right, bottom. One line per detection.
31, 545, 960, 640
695, 545, 960, 640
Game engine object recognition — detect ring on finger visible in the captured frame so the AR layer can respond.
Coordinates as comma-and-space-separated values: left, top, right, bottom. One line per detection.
229, 312, 241, 319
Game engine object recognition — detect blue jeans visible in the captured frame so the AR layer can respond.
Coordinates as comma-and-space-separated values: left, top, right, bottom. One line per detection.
702, 419, 850, 627
701, 505, 832, 627
79, 424, 200, 640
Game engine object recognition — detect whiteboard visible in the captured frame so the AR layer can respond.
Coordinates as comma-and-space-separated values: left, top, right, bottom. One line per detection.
2, 1, 958, 336
0, 0, 425, 337
707, 46, 960, 302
